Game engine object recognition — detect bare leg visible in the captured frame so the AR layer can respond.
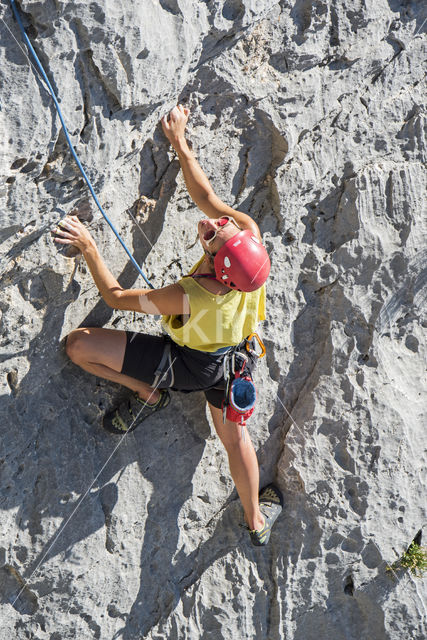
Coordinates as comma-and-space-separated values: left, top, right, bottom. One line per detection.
65, 328, 160, 403
208, 403, 264, 531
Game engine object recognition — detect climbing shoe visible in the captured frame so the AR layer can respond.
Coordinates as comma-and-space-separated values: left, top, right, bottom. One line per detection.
103, 389, 170, 434
248, 484, 283, 547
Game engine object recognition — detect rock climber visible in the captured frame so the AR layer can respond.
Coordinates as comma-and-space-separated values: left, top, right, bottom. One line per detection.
54, 105, 283, 546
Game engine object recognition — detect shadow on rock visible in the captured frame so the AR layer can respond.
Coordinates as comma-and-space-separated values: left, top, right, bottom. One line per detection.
0, 153, 182, 619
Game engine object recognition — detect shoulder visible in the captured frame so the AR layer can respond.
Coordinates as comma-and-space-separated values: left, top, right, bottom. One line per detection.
141, 283, 190, 315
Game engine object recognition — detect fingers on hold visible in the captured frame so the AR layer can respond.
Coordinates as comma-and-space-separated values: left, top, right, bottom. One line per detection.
177, 103, 189, 116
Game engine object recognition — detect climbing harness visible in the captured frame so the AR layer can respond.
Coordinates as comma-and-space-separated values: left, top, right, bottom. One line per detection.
9, 0, 154, 288
222, 333, 266, 432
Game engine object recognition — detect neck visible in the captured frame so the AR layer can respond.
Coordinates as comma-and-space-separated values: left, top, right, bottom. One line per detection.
202, 253, 216, 273
191, 254, 232, 294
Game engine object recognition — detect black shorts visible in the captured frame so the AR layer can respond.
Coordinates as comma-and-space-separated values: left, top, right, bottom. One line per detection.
121, 332, 256, 409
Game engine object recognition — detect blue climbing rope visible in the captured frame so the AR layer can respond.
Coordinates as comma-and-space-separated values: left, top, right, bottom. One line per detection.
9, 0, 154, 288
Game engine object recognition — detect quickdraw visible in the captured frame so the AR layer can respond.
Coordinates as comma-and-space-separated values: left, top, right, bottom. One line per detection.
222, 333, 266, 429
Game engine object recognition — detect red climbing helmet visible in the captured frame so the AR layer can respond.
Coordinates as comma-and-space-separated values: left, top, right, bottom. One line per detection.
214, 230, 271, 292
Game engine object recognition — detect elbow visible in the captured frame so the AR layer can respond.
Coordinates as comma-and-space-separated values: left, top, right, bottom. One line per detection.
202, 190, 216, 205
195, 191, 216, 213
104, 290, 123, 309
105, 296, 119, 309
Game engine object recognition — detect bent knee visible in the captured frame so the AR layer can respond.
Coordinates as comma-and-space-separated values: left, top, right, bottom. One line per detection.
65, 329, 89, 363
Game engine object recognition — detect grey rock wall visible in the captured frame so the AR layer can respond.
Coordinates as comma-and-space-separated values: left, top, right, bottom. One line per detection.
0, 1, 426, 638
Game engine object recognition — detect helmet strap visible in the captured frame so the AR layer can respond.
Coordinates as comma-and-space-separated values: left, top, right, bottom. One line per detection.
204, 248, 215, 264
202, 249, 233, 288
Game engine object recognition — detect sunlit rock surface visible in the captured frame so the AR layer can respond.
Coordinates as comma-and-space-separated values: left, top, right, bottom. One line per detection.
0, 1, 426, 638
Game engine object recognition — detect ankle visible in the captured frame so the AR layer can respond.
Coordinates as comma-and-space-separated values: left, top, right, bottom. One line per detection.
245, 513, 265, 531
138, 389, 160, 404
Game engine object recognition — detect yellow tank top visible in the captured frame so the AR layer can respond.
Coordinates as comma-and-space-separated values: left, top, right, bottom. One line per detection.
162, 257, 266, 352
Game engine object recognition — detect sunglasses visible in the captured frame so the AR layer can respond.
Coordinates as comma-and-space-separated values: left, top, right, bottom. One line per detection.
204, 216, 241, 245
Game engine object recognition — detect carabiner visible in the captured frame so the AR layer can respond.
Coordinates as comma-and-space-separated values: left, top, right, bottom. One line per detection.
245, 332, 266, 358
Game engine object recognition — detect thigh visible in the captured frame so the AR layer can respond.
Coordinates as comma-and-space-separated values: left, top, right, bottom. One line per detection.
204, 386, 225, 409
122, 334, 223, 390
121, 332, 168, 384
208, 402, 243, 446
68, 327, 127, 372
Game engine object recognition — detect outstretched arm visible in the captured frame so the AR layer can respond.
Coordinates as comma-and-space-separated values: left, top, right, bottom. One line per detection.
54, 216, 189, 314
162, 106, 261, 240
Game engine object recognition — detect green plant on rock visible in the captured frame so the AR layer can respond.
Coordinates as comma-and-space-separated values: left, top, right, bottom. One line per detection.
388, 542, 427, 578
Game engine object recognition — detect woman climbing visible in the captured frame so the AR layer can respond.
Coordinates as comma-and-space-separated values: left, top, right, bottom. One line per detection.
55, 105, 283, 546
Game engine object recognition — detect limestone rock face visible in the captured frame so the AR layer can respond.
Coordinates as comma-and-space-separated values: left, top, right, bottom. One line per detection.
0, 1, 426, 638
